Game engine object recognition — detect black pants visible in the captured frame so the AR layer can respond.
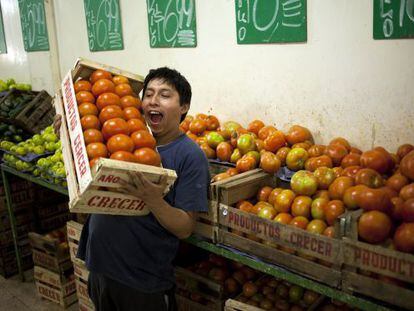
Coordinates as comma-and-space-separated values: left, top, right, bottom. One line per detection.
88, 271, 177, 311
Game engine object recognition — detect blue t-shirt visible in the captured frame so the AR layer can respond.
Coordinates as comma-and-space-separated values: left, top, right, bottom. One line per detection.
77, 134, 209, 292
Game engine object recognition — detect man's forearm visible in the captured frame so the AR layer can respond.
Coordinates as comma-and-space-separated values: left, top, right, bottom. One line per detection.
146, 198, 195, 239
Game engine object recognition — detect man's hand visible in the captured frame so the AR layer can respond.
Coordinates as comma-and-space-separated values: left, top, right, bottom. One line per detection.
53, 114, 62, 138
119, 172, 168, 210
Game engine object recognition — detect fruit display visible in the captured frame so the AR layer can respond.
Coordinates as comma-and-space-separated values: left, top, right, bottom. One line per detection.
177, 253, 259, 307
0, 78, 32, 92
73, 69, 161, 168
232, 275, 322, 310
0, 90, 37, 119
1, 125, 66, 186
0, 123, 30, 143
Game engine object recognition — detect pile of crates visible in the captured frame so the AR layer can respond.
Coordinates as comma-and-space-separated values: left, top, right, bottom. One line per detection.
67, 220, 95, 310
0, 179, 35, 277
29, 229, 77, 308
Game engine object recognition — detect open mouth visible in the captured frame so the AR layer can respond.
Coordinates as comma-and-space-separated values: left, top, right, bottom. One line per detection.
149, 111, 164, 125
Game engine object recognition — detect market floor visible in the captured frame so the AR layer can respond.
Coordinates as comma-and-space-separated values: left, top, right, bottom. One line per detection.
0, 270, 78, 311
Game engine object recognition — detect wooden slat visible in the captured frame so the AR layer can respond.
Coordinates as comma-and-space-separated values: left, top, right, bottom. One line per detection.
73, 259, 89, 282
175, 266, 224, 300
35, 279, 77, 307
219, 230, 342, 288
53, 91, 79, 202
73, 58, 144, 95
34, 265, 73, 289
176, 294, 222, 311
343, 238, 414, 283
342, 270, 414, 310
218, 205, 341, 263
70, 190, 150, 216
66, 220, 83, 242
218, 171, 275, 206
91, 158, 176, 194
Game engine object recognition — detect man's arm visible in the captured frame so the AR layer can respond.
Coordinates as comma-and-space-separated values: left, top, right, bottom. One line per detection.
120, 172, 196, 239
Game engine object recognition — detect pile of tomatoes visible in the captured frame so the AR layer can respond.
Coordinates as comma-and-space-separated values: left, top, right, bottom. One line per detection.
182, 114, 414, 256
74, 69, 160, 168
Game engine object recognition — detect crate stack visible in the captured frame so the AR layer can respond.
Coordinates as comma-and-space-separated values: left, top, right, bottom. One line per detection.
0, 88, 54, 134
33, 187, 73, 233
0, 179, 35, 277
29, 229, 77, 308
67, 220, 94, 310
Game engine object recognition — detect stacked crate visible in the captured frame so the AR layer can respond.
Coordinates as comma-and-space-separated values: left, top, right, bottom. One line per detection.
67, 220, 94, 310
0, 179, 35, 277
33, 187, 73, 233
29, 229, 77, 308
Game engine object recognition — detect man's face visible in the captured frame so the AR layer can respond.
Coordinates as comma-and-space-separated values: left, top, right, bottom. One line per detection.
142, 78, 189, 137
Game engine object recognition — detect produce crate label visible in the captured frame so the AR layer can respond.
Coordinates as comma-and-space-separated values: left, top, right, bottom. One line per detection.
69, 241, 78, 262
76, 278, 90, 302
34, 265, 62, 288
343, 238, 414, 282
220, 205, 338, 261
33, 250, 58, 268
61, 72, 91, 193
36, 280, 76, 304
74, 260, 89, 281
67, 221, 83, 242
80, 190, 147, 213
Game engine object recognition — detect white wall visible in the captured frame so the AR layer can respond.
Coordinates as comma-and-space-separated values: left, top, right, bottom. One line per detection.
2, 0, 414, 151
0, 0, 57, 93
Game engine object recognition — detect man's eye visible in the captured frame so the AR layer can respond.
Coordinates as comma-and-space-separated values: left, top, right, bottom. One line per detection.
161, 94, 170, 98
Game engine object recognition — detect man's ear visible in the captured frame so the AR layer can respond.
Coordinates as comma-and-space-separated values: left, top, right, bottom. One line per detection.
180, 103, 190, 115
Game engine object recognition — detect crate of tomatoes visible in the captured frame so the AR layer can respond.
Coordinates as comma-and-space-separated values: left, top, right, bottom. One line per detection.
55, 58, 177, 216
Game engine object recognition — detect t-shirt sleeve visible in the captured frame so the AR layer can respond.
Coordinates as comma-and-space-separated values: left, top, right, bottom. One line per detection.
173, 150, 210, 212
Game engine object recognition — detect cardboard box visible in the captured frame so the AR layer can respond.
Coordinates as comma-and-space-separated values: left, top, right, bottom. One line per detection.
54, 59, 177, 216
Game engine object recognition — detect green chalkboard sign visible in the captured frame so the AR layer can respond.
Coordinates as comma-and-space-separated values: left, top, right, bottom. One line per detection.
374, 0, 414, 39
18, 0, 49, 51
235, 0, 307, 44
83, 0, 124, 51
0, 5, 6, 54
146, 0, 197, 48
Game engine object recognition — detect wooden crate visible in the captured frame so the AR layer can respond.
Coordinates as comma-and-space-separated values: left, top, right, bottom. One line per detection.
0, 208, 33, 231
34, 265, 75, 290
225, 295, 324, 311
29, 231, 71, 272
75, 276, 94, 309
0, 254, 33, 278
215, 172, 343, 288
14, 90, 54, 134
0, 223, 33, 247
340, 209, 414, 310
38, 212, 73, 233
0, 188, 35, 210
55, 65, 177, 216
73, 258, 89, 282
35, 278, 77, 308
67, 221, 83, 263
194, 169, 267, 242
175, 266, 226, 310
0, 89, 39, 123
36, 202, 69, 219
0, 179, 32, 196
176, 294, 221, 311
79, 297, 95, 311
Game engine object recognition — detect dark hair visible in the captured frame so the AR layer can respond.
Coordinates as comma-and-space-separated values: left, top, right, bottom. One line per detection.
142, 67, 191, 122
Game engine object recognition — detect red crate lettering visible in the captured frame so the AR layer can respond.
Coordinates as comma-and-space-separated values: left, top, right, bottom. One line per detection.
354, 247, 414, 277
87, 195, 145, 211
289, 233, 332, 256
39, 286, 60, 301
97, 174, 121, 184
74, 134, 88, 177
63, 77, 77, 132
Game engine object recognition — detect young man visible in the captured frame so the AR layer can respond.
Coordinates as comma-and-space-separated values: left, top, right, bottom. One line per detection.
76, 68, 210, 310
